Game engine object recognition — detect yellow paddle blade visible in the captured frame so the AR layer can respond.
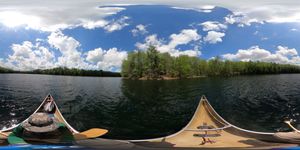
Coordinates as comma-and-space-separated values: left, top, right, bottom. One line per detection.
73, 128, 108, 140
0, 132, 8, 139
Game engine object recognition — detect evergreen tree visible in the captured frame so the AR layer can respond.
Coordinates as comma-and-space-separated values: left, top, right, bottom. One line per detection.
121, 46, 300, 79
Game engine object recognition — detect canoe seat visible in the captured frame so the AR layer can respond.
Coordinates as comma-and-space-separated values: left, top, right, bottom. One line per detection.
185, 125, 232, 132
185, 123, 229, 145
193, 133, 221, 137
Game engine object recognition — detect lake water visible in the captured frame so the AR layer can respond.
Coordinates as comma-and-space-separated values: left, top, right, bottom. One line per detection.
1, 74, 300, 140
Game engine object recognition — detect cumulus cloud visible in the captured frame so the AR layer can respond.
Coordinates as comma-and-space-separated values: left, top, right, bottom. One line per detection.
0, 0, 300, 32
103, 16, 130, 32
47, 31, 88, 68
200, 21, 227, 31
222, 45, 300, 65
5, 41, 55, 70
81, 20, 108, 30
86, 47, 127, 71
225, 13, 262, 27
135, 29, 201, 57
0, 4, 126, 31
131, 24, 148, 36
81, 16, 130, 32
0, 31, 129, 71
203, 31, 225, 44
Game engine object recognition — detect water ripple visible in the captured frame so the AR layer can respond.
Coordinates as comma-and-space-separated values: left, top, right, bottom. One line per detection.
1, 74, 300, 139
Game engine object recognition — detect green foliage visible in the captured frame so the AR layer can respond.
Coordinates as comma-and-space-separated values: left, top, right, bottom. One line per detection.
31, 67, 120, 77
121, 46, 300, 79
0, 66, 13, 73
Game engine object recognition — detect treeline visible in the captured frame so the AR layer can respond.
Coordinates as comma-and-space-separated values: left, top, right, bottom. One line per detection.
0, 67, 121, 77
121, 46, 300, 79
0, 66, 13, 73
30, 67, 121, 77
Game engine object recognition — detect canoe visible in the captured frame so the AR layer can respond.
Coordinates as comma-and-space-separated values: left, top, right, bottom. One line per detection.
0, 95, 108, 145
130, 96, 299, 149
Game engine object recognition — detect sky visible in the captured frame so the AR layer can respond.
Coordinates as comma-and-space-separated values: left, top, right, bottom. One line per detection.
1, 1, 300, 71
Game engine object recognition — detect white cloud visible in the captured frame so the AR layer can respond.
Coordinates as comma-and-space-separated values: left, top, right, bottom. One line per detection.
86, 48, 105, 63
200, 21, 227, 31
81, 20, 108, 30
86, 47, 127, 71
0, 11, 41, 29
277, 46, 298, 56
169, 29, 200, 47
204, 31, 225, 44
131, 24, 148, 36
0, 4, 126, 31
0, 31, 129, 71
47, 31, 89, 69
0, 0, 300, 32
291, 28, 298, 32
80, 16, 130, 32
5, 41, 55, 70
136, 29, 201, 57
103, 16, 130, 32
135, 34, 161, 50
106, 1, 300, 23
222, 45, 300, 65
224, 13, 262, 27
171, 5, 215, 13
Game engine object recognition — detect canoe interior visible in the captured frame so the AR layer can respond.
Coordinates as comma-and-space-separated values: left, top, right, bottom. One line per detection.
130, 96, 298, 148
0, 95, 78, 145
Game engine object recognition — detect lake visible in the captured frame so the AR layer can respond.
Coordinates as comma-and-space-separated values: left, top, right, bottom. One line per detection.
0, 74, 300, 140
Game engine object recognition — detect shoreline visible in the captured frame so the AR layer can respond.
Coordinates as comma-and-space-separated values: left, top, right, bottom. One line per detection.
123, 75, 207, 80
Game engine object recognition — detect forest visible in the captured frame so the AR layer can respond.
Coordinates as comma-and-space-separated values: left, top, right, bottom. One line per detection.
0, 67, 121, 77
0, 66, 13, 73
121, 46, 300, 79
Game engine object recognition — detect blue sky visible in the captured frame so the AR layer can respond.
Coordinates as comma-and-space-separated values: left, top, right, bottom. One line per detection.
1, 1, 300, 71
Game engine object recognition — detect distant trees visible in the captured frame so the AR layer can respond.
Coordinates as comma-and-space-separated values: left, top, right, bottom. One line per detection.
121, 46, 300, 79
31, 67, 121, 77
0, 66, 121, 77
0, 66, 13, 73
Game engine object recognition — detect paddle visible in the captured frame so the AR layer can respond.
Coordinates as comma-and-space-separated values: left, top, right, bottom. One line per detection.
7, 128, 108, 144
73, 128, 108, 140
0, 131, 8, 138
284, 120, 300, 133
